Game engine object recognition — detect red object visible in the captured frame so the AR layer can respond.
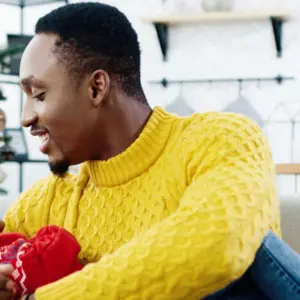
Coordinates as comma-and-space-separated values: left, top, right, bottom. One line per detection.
0, 232, 27, 248
0, 225, 83, 297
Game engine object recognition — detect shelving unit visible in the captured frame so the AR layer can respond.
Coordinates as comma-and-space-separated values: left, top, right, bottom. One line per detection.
149, 74, 294, 88
276, 164, 300, 175
142, 10, 291, 61
0, 0, 68, 192
276, 163, 300, 193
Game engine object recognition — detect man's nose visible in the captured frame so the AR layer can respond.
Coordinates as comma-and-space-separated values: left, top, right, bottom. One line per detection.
21, 101, 38, 128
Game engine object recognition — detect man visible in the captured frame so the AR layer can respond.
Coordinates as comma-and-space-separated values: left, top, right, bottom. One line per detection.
0, 2, 281, 300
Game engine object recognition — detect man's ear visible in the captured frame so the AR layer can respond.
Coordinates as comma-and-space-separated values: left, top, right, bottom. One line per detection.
88, 70, 110, 107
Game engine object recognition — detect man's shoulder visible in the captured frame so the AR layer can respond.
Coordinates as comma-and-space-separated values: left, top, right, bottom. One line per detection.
176, 111, 264, 165
186, 111, 258, 134
180, 111, 262, 144
174, 111, 269, 180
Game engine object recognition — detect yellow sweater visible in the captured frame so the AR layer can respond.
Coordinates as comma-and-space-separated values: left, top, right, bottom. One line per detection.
4, 107, 280, 300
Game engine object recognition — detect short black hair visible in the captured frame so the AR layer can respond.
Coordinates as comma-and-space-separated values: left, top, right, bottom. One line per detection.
35, 2, 146, 103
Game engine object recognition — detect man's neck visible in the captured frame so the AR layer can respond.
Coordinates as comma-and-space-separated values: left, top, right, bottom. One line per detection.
94, 98, 152, 161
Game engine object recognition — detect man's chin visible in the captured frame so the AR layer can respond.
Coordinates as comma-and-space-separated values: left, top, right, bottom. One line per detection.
48, 160, 70, 177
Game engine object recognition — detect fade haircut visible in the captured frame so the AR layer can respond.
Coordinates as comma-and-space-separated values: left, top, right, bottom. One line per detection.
35, 2, 147, 103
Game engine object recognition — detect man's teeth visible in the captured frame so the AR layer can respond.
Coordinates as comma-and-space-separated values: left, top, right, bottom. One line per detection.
39, 134, 47, 143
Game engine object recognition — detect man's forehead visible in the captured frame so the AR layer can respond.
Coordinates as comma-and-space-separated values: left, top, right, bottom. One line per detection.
20, 34, 61, 85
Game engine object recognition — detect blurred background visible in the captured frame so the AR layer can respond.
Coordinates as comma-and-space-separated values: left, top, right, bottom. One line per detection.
0, 0, 300, 213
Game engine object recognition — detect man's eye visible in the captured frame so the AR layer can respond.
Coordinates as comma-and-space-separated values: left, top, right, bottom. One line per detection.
33, 92, 45, 101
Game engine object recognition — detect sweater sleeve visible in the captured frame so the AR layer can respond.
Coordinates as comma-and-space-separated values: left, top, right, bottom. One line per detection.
35, 113, 280, 300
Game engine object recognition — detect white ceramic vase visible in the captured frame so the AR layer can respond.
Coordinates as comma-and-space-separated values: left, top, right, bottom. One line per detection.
202, 0, 234, 12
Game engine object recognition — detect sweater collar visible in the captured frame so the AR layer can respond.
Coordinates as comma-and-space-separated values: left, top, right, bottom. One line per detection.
86, 106, 175, 187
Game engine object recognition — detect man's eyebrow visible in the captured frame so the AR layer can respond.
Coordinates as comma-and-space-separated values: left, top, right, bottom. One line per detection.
19, 76, 45, 88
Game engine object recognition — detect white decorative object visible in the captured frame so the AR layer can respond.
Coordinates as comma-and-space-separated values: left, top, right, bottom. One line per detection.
0, 168, 6, 183
202, 0, 235, 12
163, 0, 202, 14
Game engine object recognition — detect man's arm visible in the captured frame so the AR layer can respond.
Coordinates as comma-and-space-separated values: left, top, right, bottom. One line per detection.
33, 113, 280, 300
0, 177, 57, 300
1, 173, 77, 300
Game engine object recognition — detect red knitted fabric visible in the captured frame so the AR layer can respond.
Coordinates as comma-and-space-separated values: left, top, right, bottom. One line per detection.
0, 233, 27, 248
0, 225, 83, 297
0, 232, 26, 265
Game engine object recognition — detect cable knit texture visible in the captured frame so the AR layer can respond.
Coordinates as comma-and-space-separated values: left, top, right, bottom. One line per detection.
3, 106, 280, 299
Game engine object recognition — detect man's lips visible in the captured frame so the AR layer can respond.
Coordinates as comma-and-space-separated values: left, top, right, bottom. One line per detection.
30, 130, 50, 154
30, 129, 48, 137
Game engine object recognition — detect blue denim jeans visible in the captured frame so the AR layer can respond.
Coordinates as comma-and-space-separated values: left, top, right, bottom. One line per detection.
204, 231, 300, 299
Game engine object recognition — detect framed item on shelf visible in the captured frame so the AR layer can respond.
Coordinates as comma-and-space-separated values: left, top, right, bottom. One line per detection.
6, 34, 33, 75
3, 127, 28, 161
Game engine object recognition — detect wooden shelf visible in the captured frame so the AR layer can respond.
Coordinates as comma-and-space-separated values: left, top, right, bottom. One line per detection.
142, 11, 290, 24
142, 10, 291, 61
276, 164, 300, 175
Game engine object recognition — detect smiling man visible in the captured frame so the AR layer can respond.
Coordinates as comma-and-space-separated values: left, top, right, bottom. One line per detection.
0, 2, 281, 300
19, 28, 146, 175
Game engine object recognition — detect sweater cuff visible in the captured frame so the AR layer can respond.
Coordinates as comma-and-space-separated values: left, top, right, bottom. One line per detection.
34, 272, 81, 300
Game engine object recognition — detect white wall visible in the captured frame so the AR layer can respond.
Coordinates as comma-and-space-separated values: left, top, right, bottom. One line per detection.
0, 0, 300, 201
